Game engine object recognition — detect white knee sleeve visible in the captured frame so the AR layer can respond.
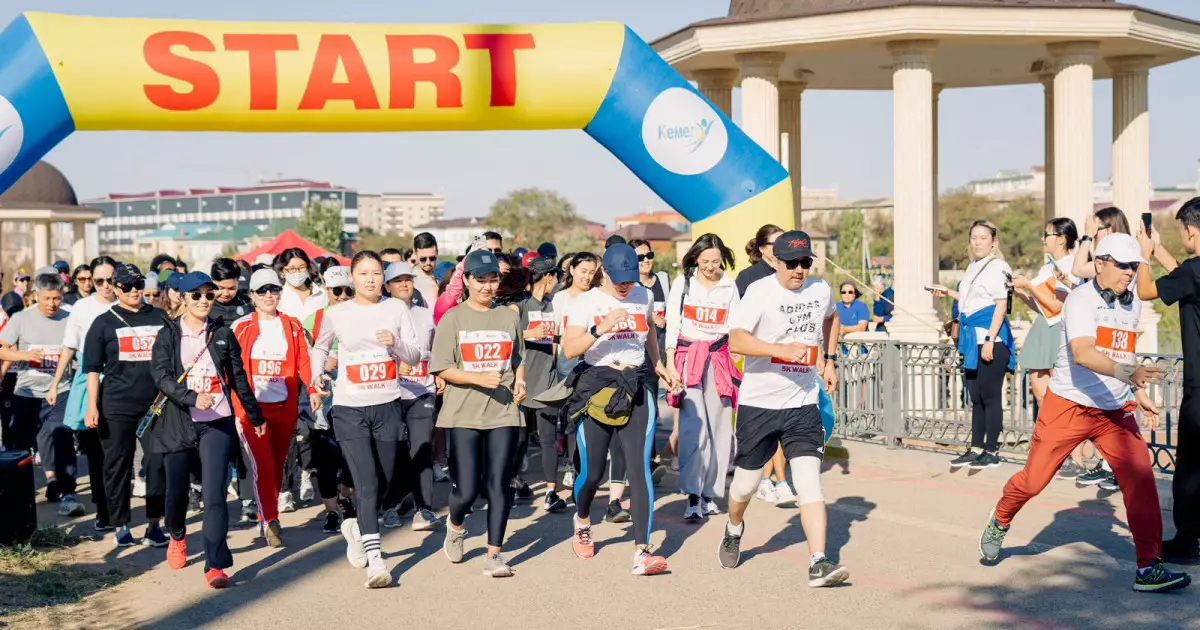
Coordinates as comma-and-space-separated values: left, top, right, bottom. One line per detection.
788, 456, 824, 505
729, 467, 761, 503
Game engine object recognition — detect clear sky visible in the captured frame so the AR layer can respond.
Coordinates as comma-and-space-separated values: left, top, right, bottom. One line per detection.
4, 0, 1199, 225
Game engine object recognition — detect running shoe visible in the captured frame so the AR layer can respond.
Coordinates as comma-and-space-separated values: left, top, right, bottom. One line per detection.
322, 510, 342, 535
167, 535, 187, 570
1163, 537, 1200, 566
755, 479, 778, 503
562, 470, 575, 487
205, 568, 229, 589
1055, 460, 1085, 480
512, 479, 534, 501
482, 553, 515, 578
808, 558, 849, 587
94, 519, 114, 532
299, 470, 315, 503
397, 493, 416, 518
1134, 559, 1192, 593
969, 451, 1003, 469
651, 463, 667, 486
277, 492, 297, 514
113, 526, 137, 547
227, 478, 239, 501
979, 510, 1009, 564
684, 495, 704, 522
604, 500, 631, 524
631, 549, 668, 576
702, 497, 721, 516
433, 466, 451, 483
381, 507, 404, 529
341, 518, 367, 569
143, 524, 169, 548
132, 477, 147, 498
443, 527, 467, 563
543, 491, 567, 513
1098, 476, 1120, 493
412, 509, 440, 532
58, 495, 85, 517
366, 558, 392, 589
339, 495, 357, 520
774, 482, 798, 507
718, 522, 743, 569
949, 450, 979, 469
188, 486, 202, 514
572, 518, 595, 559
264, 520, 284, 548
1076, 462, 1109, 486
236, 501, 258, 529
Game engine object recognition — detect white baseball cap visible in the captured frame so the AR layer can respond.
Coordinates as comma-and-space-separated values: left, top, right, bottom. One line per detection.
385, 261, 416, 283
1094, 232, 1146, 264
323, 266, 351, 288
249, 268, 282, 291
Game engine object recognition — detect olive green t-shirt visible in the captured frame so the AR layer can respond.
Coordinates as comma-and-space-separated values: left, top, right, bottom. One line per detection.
430, 303, 525, 430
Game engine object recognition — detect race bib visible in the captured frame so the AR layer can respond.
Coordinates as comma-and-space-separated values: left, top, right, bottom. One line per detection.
26, 344, 60, 374
401, 360, 429, 382
682, 302, 729, 333
1096, 309, 1137, 365
525, 311, 555, 343
252, 358, 285, 377
186, 360, 222, 404
345, 350, 400, 391
652, 301, 666, 320
459, 330, 514, 372
116, 325, 162, 362
770, 345, 818, 371
592, 313, 650, 339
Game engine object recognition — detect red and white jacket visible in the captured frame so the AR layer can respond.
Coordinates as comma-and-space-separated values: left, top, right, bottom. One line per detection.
230, 311, 312, 418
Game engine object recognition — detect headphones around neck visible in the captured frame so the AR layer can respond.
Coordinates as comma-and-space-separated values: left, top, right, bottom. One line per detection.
1094, 280, 1134, 306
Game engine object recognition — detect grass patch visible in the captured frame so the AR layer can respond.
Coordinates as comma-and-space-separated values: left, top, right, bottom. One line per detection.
0, 527, 125, 622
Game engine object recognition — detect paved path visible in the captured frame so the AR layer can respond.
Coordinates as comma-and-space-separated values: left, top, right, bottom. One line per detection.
21, 442, 1200, 630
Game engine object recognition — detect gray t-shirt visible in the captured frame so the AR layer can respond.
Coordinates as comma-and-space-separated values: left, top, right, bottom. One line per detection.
0, 307, 72, 398
430, 303, 524, 430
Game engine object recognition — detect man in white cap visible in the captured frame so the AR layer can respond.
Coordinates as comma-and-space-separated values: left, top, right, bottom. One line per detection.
979, 232, 1191, 593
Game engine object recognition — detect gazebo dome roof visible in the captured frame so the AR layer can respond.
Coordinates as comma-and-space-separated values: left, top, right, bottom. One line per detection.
727, 0, 1120, 21
0, 161, 79, 210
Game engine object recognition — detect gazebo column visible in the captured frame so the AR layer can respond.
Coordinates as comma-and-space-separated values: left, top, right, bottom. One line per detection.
692, 68, 738, 118
1049, 41, 1099, 228
932, 83, 943, 283
1039, 68, 1057, 221
735, 52, 786, 160
886, 40, 940, 342
33, 221, 49, 268
779, 77, 807, 228
72, 221, 87, 267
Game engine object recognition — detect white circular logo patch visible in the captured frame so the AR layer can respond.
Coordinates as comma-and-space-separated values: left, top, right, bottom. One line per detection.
641, 87, 728, 176
0, 95, 25, 177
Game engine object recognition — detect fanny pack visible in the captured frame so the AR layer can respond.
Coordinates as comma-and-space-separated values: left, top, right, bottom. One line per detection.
585, 387, 632, 427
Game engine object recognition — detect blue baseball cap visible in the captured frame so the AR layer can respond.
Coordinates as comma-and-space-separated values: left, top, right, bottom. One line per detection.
433, 260, 455, 282
163, 271, 185, 290
602, 243, 639, 284
463, 250, 500, 278
177, 271, 214, 293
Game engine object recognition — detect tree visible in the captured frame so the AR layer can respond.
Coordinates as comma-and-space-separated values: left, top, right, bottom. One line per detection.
356, 227, 413, 254
830, 209, 866, 281
298, 198, 344, 253
487, 188, 584, 250
555, 227, 599, 259
992, 196, 1045, 272
937, 191, 995, 270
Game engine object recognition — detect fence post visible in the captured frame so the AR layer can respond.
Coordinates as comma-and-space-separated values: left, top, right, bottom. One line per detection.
882, 340, 904, 448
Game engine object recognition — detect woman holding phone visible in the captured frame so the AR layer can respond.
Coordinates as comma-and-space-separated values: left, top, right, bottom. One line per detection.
1009, 218, 1078, 407
1073, 207, 1132, 280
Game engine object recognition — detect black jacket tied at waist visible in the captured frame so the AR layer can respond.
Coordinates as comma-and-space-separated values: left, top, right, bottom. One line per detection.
565, 363, 647, 426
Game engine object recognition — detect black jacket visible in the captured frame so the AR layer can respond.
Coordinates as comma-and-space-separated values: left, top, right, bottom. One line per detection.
209, 295, 251, 328
144, 317, 264, 454
564, 363, 646, 431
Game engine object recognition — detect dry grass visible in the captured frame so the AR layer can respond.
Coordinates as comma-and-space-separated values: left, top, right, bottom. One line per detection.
0, 528, 125, 628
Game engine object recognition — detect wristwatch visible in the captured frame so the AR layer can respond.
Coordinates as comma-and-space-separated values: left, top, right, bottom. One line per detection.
984, 335, 993, 342
1079, 235, 1092, 244
824, 353, 838, 362
589, 325, 602, 339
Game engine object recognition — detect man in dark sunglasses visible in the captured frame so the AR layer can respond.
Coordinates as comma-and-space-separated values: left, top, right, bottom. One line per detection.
482, 231, 504, 257
413, 232, 441, 300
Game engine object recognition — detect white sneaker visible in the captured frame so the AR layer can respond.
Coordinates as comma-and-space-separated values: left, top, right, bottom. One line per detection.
683, 501, 704, 522
433, 466, 451, 483
58, 495, 85, 517
227, 478, 239, 501
299, 471, 315, 503
702, 498, 721, 516
340, 518, 367, 568
381, 507, 404, 529
365, 558, 391, 589
774, 482, 798, 507
412, 509, 439, 532
755, 479, 778, 503
563, 470, 575, 487
277, 492, 297, 514
132, 478, 147, 499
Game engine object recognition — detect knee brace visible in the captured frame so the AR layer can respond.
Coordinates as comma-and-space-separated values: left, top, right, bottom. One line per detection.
729, 467, 761, 503
789, 456, 824, 505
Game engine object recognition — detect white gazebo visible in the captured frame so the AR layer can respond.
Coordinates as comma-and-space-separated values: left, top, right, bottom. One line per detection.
654, 0, 1200, 344
0, 161, 101, 269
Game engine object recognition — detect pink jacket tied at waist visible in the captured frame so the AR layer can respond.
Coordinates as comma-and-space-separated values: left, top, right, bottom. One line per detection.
667, 338, 741, 409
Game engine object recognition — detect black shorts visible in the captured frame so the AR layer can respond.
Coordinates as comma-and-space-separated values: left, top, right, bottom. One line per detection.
331, 399, 407, 443
733, 404, 825, 470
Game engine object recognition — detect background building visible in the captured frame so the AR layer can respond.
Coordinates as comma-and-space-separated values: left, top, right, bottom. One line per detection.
0, 161, 101, 274
133, 223, 270, 275
87, 178, 358, 253
358, 192, 445, 235
409, 217, 501, 255
614, 210, 690, 234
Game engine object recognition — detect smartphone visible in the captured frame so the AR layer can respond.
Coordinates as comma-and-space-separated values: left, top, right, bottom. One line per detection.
924, 285, 938, 292
1047, 253, 1063, 275
1142, 212, 1153, 234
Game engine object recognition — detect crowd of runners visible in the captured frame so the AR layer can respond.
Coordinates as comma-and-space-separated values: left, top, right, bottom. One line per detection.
0, 205, 1196, 594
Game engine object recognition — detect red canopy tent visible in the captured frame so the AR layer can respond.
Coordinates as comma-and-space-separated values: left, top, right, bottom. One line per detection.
236, 229, 349, 265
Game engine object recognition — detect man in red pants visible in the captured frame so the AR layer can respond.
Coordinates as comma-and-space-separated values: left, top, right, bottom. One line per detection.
231, 269, 312, 547
979, 233, 1191, 593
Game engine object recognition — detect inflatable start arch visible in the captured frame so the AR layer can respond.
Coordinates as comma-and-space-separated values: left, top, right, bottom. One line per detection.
0, 13, 792, 255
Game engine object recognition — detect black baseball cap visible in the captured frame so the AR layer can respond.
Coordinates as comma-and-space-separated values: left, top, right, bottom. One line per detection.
463, 250, 501, 278
529, 256, 557, 276
536, 242, 558, 259
773, 230, 815, 261
112, 263, 144, 287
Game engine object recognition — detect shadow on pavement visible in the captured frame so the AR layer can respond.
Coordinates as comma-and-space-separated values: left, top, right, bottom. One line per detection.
1000, 499, 1132, 567
739, 495, 876, 566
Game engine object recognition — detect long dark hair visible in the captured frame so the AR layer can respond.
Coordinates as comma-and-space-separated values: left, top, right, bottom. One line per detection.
563, 252, 598, 291
275, 247, 315, 284
1095, 206, 1131, 235
682, 233, 735, 279
1047, 217, 1079, 250
746, 224, 783, 264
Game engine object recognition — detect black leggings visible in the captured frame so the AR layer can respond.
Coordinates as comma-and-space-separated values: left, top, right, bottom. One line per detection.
965, 343, 1010, 453
383, 395, 436, 511
448, 427, 520, 547
521, 407, 560, 488
164, 417, 236, 572
299, 428, 354, 500
575, 385, 656, 546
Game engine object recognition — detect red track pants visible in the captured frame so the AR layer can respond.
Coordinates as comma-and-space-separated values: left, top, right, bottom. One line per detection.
236, 402, 298, 525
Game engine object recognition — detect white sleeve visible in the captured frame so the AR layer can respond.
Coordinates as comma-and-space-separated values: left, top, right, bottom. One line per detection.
62, 309, 84, 350
565, 293, 589, 330
728, 284, 764, 333
1063, 292, 1098, 342
309, 309, 334, 387
391, 300, 423, 365
823, 282, 837, 319
665, 276, 684, 350
982, 262, 1012, 301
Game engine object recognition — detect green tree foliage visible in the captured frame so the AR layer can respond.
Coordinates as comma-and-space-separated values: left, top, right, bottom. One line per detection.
555, 227, 600, 260
355, 227, 413, 254
830, 210, 866, 280
487, 188, 584, 250
298, 198, 344, 253
992, 196, 1046, 272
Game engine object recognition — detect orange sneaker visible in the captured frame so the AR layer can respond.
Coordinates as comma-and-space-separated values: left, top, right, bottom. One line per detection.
572, 519, 594, 559
632, 549, 667, 576
167, 535, 187, 570
205, 568, 229, 589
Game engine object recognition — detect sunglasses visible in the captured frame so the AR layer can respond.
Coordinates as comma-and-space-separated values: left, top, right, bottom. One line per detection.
489, 248, 503, 255
187, 291, 216, 302
117, 279, 146, 292
330, 287, 355, 298
254, 286, 282, 296
1100, 257, 1139, 272
76, 276, 92, 282
841, 290, 856, 295
637, 252, 655, 262
783, 257, 815, 270
93, 278, 112, 287
417, 256, 437, 263
1044, 232, 1059, 238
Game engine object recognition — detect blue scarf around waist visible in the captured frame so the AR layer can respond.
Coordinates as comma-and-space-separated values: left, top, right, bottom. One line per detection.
957, 305, 1015, 372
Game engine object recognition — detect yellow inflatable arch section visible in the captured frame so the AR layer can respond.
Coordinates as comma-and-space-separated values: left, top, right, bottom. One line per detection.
0, 13, 792, 254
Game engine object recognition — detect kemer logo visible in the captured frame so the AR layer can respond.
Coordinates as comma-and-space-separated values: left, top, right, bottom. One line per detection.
0, 96, 25, 177
641, 87, 728, 176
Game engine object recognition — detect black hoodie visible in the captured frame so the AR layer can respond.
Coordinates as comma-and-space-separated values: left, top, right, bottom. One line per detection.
82, 302, 169, 420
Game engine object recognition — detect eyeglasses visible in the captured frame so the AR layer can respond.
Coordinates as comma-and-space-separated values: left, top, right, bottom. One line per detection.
116, 279, 146, 292
282, 266, 309, 274
783, 257, 815, 270
330, 287, 355, 298
254, 286, 282, 296
637, 252, 655, 262
417, 256, 437, 263
841, 290, 856, 295
93, 278, 112, 287
187, 291, 216, 302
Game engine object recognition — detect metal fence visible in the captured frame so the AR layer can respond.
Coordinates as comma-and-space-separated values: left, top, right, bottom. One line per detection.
831, 340, 1180, 474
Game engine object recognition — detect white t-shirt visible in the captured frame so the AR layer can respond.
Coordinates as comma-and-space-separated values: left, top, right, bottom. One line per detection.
565, 286, 653, 368
279, 284, 329, 322
957, 256, 1012, 317
551, 289, 581, 334
730, 276, 835, 410
399, 304, 436, 399
414, 272, 439, 303
310, 298, 422, 408
1048, 281, 1141, 410
1030, 253, 1078, 325
665, 273, 740, 349
62, 295, 114, 351
249, 317, 289, 403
